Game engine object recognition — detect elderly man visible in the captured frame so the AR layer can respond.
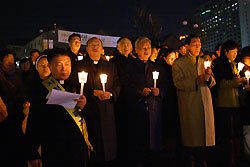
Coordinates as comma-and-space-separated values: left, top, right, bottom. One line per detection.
126, 37, 165, 167
77, 37, 120, 167
172, 34, 216, 167
25, 48, 91, 167
110, 37, 135, 164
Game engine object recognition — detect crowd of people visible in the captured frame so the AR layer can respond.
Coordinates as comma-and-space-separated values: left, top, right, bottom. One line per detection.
0, 33, 250, 167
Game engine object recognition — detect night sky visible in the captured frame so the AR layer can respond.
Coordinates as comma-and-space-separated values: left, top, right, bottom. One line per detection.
0, 0, 208, 46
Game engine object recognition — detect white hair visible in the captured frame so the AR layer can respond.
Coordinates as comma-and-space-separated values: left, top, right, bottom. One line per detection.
135, 37, 151, 48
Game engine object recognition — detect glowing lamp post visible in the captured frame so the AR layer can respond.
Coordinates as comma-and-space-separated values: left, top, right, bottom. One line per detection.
238, 62, 245, 75
78, 71, 88, 95
152, 71, 159, 88
100, 74, 108, 92
245, 70, 250, 85
204, 60, 211, 69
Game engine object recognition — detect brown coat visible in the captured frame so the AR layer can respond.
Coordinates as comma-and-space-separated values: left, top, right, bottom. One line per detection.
172, 53, 215, 147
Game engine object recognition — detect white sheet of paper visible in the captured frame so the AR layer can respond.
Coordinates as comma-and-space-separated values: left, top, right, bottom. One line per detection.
46, 89, 80, 109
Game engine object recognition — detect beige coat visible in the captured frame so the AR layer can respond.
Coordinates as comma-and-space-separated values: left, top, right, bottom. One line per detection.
0, 96, 8, 123
172, 53, 215, 147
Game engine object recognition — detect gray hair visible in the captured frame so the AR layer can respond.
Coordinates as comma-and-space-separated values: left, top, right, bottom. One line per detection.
135, 37, 151, 48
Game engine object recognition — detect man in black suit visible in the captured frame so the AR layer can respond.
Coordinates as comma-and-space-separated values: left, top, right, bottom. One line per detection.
25, 48, 90, 167
127, 37, 165, 167
77, 37, 120, 167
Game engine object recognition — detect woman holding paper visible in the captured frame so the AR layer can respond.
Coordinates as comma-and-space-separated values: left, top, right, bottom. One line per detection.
213, 40, 247, 167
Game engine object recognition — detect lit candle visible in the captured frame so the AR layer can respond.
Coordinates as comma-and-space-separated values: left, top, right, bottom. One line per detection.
105, 56, 110, 61
204, 60, 211, 69
245, 70, 250, 85
78, 71, 88, 95
237, 62, 245, 75
100, 74, 108, 92
152, 71, 159, 88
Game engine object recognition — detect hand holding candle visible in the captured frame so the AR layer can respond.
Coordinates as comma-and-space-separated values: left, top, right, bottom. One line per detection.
78, 71, 88, 95
245, 70, 250, 85
152, 71, 159, 88
100, 74, 108, 92
238, 62, 245, 75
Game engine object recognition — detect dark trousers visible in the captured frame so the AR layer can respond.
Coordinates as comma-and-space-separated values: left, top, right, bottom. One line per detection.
181, 146, 209, 167
216, 107, 241, 167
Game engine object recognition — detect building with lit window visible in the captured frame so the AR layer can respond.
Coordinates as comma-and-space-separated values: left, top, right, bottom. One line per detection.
192, 0, 250, 52
6, 27, 120, 59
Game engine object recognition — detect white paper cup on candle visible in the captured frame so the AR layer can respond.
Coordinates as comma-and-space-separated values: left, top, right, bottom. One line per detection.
238, 62, 245, 75
245, 70, 250, 85
204, 60, 211, 69
152, 71, 159, 88
100, 74, 108, 92
78, 71, 88, 95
